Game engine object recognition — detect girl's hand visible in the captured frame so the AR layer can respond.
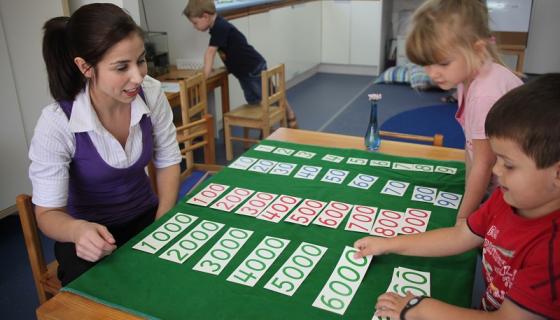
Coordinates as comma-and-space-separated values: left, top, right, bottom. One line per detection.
353, 236, 388, 258
71, 220, 117, 262
375, 292, 415, 319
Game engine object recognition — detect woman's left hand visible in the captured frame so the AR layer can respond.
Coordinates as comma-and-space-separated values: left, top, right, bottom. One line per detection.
374, 291, 415, 319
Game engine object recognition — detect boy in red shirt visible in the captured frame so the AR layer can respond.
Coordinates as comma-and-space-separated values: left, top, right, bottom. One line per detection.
354, 73, 560, 320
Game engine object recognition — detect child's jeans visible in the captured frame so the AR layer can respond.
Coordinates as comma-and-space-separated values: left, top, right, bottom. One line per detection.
238, 62, 267, 105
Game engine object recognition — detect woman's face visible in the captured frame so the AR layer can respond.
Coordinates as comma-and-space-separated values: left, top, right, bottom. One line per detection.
88, 33, 147, 107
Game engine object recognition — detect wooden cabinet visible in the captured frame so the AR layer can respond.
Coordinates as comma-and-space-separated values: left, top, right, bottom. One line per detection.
321, 0, 385, 71
321, 0, 351, 64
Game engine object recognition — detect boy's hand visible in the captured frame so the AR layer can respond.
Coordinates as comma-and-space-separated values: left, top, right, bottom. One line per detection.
353, 236, 388, 258
375, 292, 415, 319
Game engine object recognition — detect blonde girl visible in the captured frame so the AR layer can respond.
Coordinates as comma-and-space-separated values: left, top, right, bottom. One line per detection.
406, 0, 522, 222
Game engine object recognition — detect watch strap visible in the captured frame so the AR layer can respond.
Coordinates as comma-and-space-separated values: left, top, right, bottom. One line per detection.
400, 295, 428, 320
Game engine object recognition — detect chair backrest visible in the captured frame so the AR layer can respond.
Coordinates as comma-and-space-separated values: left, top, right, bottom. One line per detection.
176, 114, 216, 180
179, 73, 208, 126
380, 130, 444, 147
16, 194, 61, 304
260, 64, 287, 120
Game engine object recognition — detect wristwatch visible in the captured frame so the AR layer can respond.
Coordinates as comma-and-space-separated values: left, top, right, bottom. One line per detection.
400, 295, 428, 320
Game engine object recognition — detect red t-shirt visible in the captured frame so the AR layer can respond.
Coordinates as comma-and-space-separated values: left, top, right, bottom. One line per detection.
467, 189, 560, 319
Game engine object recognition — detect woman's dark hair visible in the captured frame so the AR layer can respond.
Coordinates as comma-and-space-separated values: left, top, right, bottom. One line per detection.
42, 3, 143, 101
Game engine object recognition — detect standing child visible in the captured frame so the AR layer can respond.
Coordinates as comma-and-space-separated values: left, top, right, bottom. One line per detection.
406, 0, 523, 222
30, 3, 181, 285
354, 73, 560, 320
183, 0, 298, 128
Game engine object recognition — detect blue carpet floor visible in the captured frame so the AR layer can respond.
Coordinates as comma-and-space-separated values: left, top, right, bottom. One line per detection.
381, 104, 465, 149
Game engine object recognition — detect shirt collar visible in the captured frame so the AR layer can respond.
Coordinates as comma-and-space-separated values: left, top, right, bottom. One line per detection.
67, 82, 150, 133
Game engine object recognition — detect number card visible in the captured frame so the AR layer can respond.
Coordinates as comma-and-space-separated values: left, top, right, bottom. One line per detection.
272, 147, 295, 156
412, 164, 434, 172
321, 169, 349, 184
344, 205, 378, 233
254, 145, 275, 152
370, 209, 404, 238
434, 191, 463, 210
210, 187, 254, 212
236, 192, 278, 217
388, 267, 431, 297
380, 180, 410, 197
373, 267, 431, 320
264, 242, 327, 296
294, 150, 316, 159
399, 208, 431, 235
370, 160, 390, 167
312, 246, 372, 315
187, 183, 230, 206
257, 194, 302, 223
294, 165, 322, 180
229, 156, 258, 170
159, 220, 224, 264
346, 157, 368, 165
227, 236, 290, 287
192, 227, 253, 275
322, 154, 344, 163
133, 212, 198, 254
435, 166, 457, 175
411, 186, 438, 204
285, 199, 327, 226
392, 162, 415, 171
348, 173, 378, 190
313, 201, 353, 229
248, 159, 277, 174
269, 162, 298, 176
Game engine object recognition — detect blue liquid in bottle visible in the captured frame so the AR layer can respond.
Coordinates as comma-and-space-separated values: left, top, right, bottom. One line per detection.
364, 97, 381, 151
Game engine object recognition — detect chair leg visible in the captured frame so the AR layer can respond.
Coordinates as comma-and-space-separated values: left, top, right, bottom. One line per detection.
224, 118, 233, 161
262, 125, 271, 139
243, 128, 251, 149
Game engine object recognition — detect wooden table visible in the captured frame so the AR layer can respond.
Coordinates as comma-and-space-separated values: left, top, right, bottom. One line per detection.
36, 128, 465, 320
268, 128, 465, 162
159, 66, 230, 115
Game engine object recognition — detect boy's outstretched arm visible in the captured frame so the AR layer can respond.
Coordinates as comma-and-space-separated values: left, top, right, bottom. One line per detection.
354, 222, 481, 259
203, 46, 218, 79
375, 293, 545, 320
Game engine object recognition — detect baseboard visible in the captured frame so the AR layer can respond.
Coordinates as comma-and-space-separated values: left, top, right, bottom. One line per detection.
0, 204, 17, 220
318, 63, 379, 77
286, 64, 320, 89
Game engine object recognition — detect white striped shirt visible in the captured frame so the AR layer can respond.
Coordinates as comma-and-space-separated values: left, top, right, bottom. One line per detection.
29, 76, 181, 208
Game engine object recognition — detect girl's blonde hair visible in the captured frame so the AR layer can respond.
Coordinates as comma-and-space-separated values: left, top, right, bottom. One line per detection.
406, 0, 505, 74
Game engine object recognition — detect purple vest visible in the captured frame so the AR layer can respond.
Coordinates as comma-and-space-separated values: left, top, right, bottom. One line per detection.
59, 94, 158, 226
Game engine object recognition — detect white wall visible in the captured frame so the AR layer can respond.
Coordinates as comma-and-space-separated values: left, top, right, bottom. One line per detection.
0, 0, 65, 211
68, 0, 141, 24
142, 0, 209, 66
524, 0, 560, 73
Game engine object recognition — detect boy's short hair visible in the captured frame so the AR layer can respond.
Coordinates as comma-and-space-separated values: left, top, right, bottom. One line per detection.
485, 73, 560, 168
183, 0, 216, 18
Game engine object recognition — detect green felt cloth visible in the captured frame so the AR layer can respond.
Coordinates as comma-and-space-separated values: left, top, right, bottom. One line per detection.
63, 140, 476, 319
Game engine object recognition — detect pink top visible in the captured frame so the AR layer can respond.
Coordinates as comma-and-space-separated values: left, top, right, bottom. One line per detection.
456, 62, 522, 160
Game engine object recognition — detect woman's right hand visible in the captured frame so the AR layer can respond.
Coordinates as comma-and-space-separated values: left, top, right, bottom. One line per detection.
71, 220, 117, 262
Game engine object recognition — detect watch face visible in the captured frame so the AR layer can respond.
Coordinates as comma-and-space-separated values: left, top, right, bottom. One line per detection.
409, 297, 420, 306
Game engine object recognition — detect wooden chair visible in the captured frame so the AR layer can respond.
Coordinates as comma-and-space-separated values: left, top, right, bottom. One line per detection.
16, 194, 61, 304
178, 73, 208, 126
224, 64, 288, 161
176, 114, 217, 181
380, 130, 444, 147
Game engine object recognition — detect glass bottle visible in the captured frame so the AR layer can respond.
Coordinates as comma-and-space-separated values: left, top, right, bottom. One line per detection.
364, 93, 382, 151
